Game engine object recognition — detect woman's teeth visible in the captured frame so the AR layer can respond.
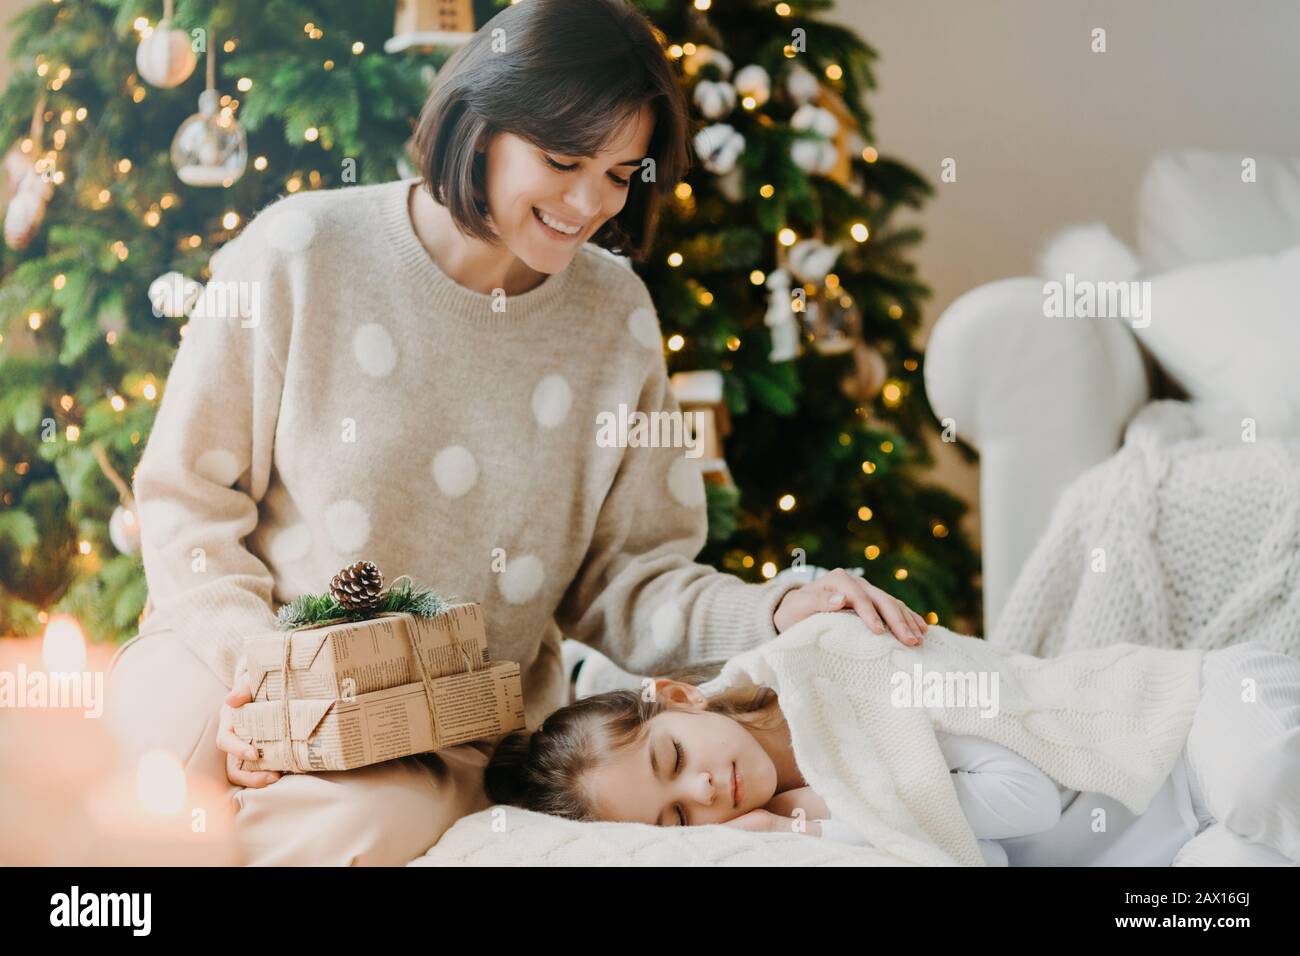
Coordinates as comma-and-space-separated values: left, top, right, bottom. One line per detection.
535, 208, 581, 236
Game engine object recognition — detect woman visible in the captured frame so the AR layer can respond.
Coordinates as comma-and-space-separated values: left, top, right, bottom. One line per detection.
104, 0, 928, 866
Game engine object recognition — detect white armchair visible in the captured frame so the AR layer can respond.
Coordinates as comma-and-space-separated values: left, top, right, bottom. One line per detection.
925, 149, 1300, 637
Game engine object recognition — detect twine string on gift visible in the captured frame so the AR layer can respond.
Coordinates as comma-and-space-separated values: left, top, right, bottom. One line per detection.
272, 608, 481, 772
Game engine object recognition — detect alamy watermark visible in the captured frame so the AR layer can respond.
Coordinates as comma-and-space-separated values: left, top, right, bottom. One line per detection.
1042, 273, 1151, 328
0, 662, 103, 718
595, 404, 707, 458
890, 663, 1000, 718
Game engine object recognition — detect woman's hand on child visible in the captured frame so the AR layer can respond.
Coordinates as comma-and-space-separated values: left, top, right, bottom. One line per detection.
773, 567, 927, 645
215, 658, 281, 789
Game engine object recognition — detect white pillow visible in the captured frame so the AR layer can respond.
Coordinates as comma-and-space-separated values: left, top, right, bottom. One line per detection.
408, 806, 915, 866
1132, 242, 1300, 438
1137, 151, 1300, 273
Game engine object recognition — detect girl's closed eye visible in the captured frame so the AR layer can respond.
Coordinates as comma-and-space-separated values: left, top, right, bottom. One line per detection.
673, 738, 687, 826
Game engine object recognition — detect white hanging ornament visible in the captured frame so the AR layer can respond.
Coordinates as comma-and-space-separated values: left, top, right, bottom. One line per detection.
764, 268, 802, 362
136, 4, 197, 89
785, 63, 821, 105
171, 39, 247, 188
787, 238, 841, 285
791, 138, 837, 175
94, 441, 142, 556
109, 504, 142, 556
682, 45, 733, 80
791, 104, 840, 138
3, 98, 53, 252
734, 64, 771, 108
717, 167, 743, 202
693, 80, 736, 120
148, 271, 204, 319
693, 124, 745, 175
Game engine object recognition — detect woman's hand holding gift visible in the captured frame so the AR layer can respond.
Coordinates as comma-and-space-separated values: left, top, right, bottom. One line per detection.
773, 567, 928, 645
215, 656, 281, 789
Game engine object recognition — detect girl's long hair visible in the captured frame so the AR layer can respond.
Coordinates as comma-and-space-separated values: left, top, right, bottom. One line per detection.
484, 661, 781, 821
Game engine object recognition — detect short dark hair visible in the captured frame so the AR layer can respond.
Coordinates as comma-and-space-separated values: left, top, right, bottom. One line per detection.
412, 0, 689, 261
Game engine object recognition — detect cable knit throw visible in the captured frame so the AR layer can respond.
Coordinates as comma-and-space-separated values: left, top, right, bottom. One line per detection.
415, 613, 1202, 867
993, 399, 1300, 659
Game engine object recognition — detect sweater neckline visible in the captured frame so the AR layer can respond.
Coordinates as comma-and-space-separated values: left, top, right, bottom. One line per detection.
381, 177, 578, 324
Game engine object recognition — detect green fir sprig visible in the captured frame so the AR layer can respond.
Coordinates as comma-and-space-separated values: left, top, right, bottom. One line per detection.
274, 577, 451, 630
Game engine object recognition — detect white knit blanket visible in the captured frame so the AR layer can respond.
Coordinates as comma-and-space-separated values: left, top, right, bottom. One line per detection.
413, 615, 1202, 867
993, 399, 1300, 659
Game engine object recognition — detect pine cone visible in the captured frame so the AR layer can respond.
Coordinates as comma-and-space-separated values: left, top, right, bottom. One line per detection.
329, 560, 384, 612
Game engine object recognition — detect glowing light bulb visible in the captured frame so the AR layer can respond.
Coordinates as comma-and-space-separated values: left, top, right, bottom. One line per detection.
136, 749, 188, 816
42, 614, 86, 673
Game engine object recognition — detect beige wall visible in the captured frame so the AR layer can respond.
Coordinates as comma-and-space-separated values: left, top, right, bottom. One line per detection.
0, 0, 30, 82
833, 0, 1300, 540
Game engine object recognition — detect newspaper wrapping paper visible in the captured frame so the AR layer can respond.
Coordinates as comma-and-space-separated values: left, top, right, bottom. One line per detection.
233, 606, 525, 772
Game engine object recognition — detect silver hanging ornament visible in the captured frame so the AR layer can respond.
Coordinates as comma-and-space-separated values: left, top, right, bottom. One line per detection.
171, 37, 246, 187
801, 284, 862, 356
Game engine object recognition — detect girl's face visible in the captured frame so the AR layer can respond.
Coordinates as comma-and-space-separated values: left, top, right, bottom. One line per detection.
583, 681, 780, 828
481, 103, 654, 275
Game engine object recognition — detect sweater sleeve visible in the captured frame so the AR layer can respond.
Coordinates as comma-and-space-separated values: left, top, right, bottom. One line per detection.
552, 329, 801, 677
937, 733, 1064, 839
131, 227, 288, 687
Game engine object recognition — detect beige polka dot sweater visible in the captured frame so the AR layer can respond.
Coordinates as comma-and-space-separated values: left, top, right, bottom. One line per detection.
131, 177, 801, 729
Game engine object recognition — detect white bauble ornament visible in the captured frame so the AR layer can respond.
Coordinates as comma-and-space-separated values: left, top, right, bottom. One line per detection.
791, 103, 839, 138
791, 138, 837, 174
693, 124, 745, 175
109, 504, 142, 555
171, 89, 247, 187
682, 45, 733, 79
788, 239, 841, 285
148, 272, 204, 319
3, 170, 52, 251
717, 167, 743, 202
693, 80, 736, 120
734, 64, 771, 107
136, 23, 198, 88
786, 64, 821, 104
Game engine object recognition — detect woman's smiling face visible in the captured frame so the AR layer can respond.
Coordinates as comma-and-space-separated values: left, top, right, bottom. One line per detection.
582, 681, 781, 827
481, 103, 654, 275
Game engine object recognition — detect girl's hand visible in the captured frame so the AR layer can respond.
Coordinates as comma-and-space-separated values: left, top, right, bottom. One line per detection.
721, 808, 795, 834
215, 657, 281, 789
773, 567, 928, 646
763, 785, 832, 821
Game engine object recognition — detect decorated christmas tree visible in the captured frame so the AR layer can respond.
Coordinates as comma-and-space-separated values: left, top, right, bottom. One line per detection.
0, 0, 981, 644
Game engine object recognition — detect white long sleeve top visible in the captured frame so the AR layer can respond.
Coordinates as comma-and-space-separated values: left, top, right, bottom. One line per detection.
817, 732, 1208, 865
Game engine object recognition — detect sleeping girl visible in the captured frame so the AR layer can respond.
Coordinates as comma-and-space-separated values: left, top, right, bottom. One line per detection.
484, 627, 1300, 866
